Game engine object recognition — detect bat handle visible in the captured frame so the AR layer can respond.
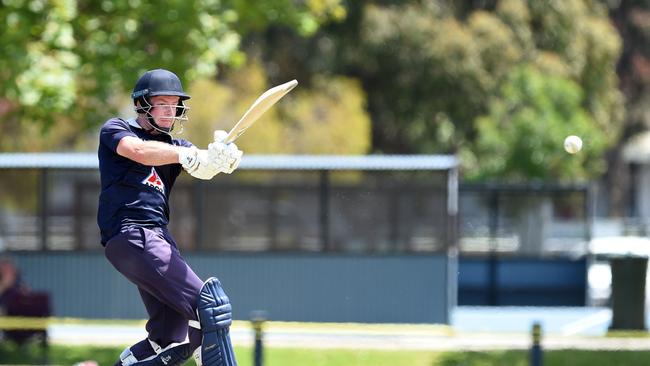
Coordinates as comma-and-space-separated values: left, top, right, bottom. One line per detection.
224, 129, 242, 144
223, 133, 235, 144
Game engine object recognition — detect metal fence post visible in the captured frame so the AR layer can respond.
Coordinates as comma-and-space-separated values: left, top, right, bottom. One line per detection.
39, 168, 49, 250
530, 322, 543, 366
251, 311, 267, 366
319, 170, 330, 251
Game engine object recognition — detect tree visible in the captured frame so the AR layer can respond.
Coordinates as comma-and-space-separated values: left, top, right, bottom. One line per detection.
605, 0, 650, 215
0, 0, 346, 135
462, 65, 608, 181
258, 0, 624, 181
185, 61, 371, 154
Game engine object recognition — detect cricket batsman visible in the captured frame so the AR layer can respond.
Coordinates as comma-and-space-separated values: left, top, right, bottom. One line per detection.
97, 69, 241, 366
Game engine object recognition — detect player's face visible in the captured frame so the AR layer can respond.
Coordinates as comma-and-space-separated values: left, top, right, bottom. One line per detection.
149, 95, 181, 128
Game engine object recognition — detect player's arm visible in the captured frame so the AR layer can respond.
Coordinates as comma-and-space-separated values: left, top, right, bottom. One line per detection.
116, 136, 186, 166
116, 133, 243, 179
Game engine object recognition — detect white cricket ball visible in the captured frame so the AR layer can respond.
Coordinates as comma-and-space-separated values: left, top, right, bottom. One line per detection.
564, 135, 583, 154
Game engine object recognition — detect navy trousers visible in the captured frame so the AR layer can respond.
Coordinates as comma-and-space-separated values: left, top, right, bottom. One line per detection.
105, 226, 204, 359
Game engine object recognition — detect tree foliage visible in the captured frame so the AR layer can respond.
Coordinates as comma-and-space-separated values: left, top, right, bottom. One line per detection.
605, 0, 650, 214
262, 0, 623, 180
462, 66, 608, 180
0, 0, 632, 184
184, 61, 370, 154
356, 0, 623, 180
0, 0, 345, 132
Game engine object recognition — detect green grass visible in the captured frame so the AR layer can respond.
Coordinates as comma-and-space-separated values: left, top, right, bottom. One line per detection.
2, 342, 650, 366
258, 349, 650, 366
606, 330, 650, 338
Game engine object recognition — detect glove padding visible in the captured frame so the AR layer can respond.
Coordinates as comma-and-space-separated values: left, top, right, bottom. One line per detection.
208, 130, 243, 174
179, 146, 219, 180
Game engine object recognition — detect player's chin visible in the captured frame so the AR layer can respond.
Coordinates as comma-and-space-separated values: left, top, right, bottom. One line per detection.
156, 118, 175, 128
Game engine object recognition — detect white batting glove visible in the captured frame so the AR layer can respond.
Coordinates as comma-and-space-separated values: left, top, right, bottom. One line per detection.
178, 146, 199, 172
178, 146, 219, 180
208, 130, 243, 174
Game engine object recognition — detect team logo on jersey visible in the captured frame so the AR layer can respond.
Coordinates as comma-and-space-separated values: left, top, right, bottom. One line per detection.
142, 167, 165, 194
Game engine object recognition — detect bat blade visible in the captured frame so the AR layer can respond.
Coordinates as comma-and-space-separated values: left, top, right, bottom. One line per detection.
223, 79, 298, 144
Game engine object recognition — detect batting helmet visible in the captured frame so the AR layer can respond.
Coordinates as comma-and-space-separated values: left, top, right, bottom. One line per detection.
132, 69, 191, 133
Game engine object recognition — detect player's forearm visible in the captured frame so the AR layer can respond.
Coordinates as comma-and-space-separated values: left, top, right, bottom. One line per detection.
121, 139, 186, 166
140, 141, 184, 166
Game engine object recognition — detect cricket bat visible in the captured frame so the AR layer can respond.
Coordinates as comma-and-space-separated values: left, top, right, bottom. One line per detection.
222, 79, 298, 144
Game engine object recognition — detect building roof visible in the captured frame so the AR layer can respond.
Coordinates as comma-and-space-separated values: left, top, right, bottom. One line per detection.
0, 153, 459, 171
623, 131, 650, 163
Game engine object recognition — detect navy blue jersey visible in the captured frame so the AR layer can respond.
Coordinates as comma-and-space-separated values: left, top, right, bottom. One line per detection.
97, 118, 193, 245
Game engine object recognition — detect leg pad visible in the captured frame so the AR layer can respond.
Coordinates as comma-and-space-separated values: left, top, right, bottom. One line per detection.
197, 277, 237, 366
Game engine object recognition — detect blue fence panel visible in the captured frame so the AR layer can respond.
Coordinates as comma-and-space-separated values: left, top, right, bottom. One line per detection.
458, 257, 588, 306
11, 252, 453, 323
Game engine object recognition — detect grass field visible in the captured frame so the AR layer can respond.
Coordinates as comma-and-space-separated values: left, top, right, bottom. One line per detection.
2, 342, 650, 366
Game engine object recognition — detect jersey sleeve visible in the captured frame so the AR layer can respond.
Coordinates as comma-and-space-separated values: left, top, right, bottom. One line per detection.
174, 138, 194, 148
100, 118, 137, 153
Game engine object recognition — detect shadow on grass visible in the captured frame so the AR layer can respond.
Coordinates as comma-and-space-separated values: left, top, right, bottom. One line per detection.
434, 350, 650, 366
435, 350, 528, 366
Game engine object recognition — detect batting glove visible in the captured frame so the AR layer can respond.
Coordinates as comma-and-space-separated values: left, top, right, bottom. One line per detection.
208, 130, 243, 174
179, 146, 219, 180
